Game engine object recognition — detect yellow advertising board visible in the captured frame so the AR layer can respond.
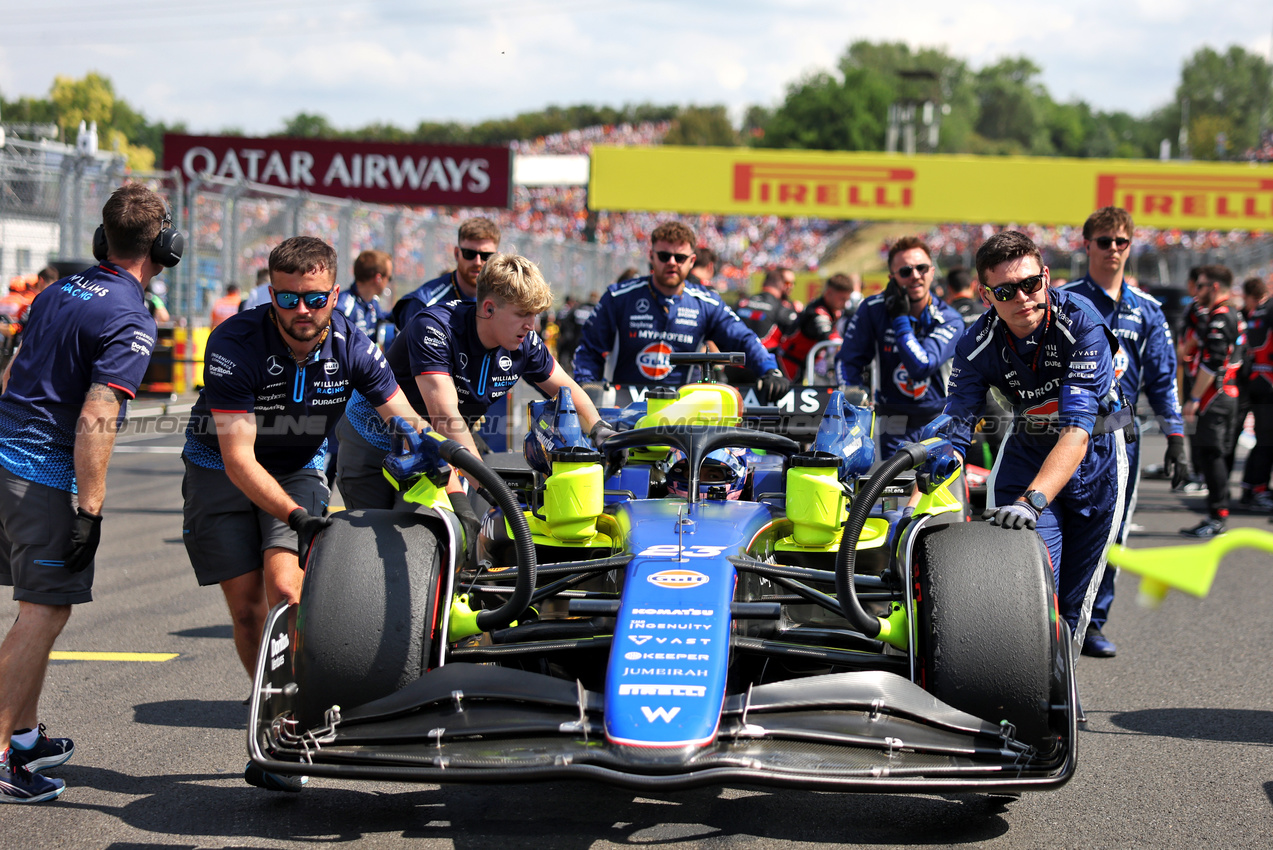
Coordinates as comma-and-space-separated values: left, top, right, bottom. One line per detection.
589, 146, 1273, 231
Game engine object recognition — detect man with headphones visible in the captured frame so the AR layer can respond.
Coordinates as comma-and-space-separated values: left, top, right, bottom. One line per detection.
0, 183, 179, 802
337, 253, 608, 512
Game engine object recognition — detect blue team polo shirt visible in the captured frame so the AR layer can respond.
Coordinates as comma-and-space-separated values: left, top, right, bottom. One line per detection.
184, 305, 398, 474
344, 299, 555, 449
0, 263, 157, 492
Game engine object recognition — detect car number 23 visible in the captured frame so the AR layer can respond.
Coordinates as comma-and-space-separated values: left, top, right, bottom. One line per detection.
638, 545, 728, 558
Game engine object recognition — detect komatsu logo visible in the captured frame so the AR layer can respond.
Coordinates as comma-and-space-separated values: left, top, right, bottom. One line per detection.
648, 569, 709, 589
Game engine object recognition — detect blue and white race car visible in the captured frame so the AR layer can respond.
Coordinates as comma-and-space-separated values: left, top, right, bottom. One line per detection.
249, 353, 1077, 795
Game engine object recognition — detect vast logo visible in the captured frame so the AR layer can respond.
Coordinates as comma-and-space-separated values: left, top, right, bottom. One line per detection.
647, 569, 709, 589
636, 342, 674, 380
733, 161, 915, 211
1096, 172, 1273, 222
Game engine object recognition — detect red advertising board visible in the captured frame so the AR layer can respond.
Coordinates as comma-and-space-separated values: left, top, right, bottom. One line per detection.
162, 134, 512, 208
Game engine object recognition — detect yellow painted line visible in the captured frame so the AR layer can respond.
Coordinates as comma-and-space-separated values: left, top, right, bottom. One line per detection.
49, 651, 179, 662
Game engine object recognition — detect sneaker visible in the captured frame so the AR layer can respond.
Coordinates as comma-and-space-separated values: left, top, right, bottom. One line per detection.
1238, 492, 1273, 512
244, 761, 307, 792
8, 725, 73, 773
0, 749, 64, 803
1180, 481, 1206, 494
1081, 626, 1117, 658
1180, 518, 1226, 538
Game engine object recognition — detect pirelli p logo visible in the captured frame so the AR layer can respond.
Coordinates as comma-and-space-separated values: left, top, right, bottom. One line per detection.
733, 162, 916, 211
1096, 173, 1273, 221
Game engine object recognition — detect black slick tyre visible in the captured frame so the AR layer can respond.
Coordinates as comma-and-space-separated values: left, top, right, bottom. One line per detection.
294, 509, 445, 727
914, 521, 1055, 748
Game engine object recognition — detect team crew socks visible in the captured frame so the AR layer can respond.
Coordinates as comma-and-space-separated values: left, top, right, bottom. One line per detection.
11, 729, 38, 749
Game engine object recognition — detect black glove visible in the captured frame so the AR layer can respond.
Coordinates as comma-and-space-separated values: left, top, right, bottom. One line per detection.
982, 502, 1039, 530
883, 279, 909, 319
1164, 434, 1189, 489
65, 508, 102, 574
757, 368, 791, 404
288, 507, 332, 568
589, 419, 618, 448
447, 490, 480, 566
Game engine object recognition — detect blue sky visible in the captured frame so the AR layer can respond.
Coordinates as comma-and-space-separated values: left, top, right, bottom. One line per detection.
1, 0, 1270, 135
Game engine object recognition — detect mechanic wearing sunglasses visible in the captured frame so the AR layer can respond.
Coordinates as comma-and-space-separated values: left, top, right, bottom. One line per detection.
572, 221, 791, 403
1061, 206, 1185, 657
338, 253, 609, 514
391, 217, 500, 330
836, 236, 963, 455
940, 230, 1131, 680
182, 237, 426, 708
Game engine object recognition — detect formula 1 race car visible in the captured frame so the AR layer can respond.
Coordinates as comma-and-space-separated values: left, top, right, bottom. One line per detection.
249, 353, 1077, 795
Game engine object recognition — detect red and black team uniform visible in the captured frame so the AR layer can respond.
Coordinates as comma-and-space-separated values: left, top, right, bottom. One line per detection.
777, 296, 842, 382
1240, 298, 1273, 501
1190, 297, 1245, 524
737, 290, 798, 352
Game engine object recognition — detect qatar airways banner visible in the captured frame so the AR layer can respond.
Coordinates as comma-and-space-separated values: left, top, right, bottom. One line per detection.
162, 134, 512, 208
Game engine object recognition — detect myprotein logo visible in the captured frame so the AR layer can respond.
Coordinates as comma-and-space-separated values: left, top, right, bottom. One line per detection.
1096, 172, 1273, 222
733, 161, 915, 211
647, 569, 709, 589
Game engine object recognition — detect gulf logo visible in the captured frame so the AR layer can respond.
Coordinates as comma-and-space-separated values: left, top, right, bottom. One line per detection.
648, 569, 710, 589
637, 342, 674, 380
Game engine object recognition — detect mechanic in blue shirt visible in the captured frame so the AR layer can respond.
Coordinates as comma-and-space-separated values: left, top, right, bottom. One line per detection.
836, 236, 964, 456
0, 184, 178, 802
182, 237, 424, 701
391, 217, 497, 330
335, 249, 394, 346
571, 221, 790, 402
1062, 206, 1185, 658
941, 230, 1129, 670
337, 253, 609, 510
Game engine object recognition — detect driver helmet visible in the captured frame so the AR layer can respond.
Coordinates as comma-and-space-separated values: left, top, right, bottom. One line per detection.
667, 448, 747, 500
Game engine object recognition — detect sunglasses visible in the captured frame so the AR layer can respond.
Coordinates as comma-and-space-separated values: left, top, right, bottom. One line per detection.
1093, 236, 1131, 250
655, 250, 692, 264
273, 287, 334, 310
988, 273, 1047, 302
895, 263, 931, 279
459, 248, 496, 261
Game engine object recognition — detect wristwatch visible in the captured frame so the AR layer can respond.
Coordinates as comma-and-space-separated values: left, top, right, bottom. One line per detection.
1021, 489, 1048, 513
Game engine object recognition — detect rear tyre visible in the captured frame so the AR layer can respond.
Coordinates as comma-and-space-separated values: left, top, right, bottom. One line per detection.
914, 522, 1055, 747
294, 509, 445, 727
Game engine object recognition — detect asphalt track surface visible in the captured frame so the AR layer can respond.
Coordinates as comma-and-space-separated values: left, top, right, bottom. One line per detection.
1, 424, 1271, 849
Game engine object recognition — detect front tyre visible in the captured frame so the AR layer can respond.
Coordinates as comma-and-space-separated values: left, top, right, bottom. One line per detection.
914, 522, 1056, 748
293, 509, 445, 728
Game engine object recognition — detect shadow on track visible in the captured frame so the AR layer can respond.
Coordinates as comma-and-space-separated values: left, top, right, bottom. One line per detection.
67, 771, 1014, 847
1109, 708, 1273, 745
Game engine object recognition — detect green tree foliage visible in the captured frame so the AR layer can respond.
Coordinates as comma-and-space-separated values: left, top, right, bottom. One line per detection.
663, 105, 738, 146
1173, 45, 1272, 159
756, 67, 893, 151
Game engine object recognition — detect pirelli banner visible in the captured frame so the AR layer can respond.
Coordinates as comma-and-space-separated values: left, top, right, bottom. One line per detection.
162, 134, 512, 208
589, 146, 1273, 231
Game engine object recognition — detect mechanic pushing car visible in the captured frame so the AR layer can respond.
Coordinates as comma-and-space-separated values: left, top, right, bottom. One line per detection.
336, 253, 610, 512
940, 230, 1129, 677
836, 236, 964, 456
180, 238, 424, 710
391, 217, 498, 330
571, 221, 791, 402
0, 184, 177, 803
1062, 206, 1185, 658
